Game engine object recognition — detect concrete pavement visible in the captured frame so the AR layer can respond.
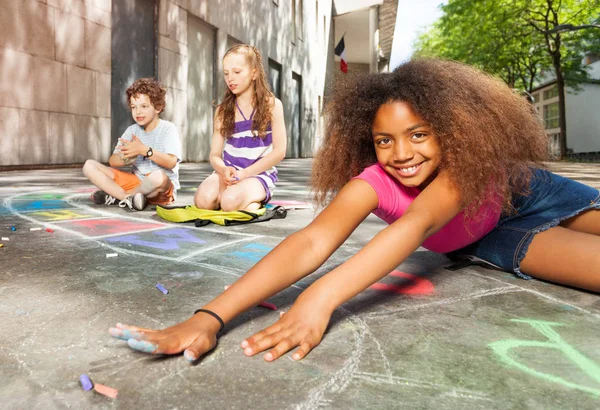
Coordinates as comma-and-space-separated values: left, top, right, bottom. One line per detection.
1, 159, 599, 409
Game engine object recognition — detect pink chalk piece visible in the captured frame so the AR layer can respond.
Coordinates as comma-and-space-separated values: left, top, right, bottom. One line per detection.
94, 383, 118, 399
258, 301, 277, 310
45, 228, 54, 233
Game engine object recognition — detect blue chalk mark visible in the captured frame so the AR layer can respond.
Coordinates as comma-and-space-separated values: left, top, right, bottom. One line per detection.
79, 374, 93, 391
231, 243, 273, 262
184, 350, 196, 362
105, 228, 206, 250
127, 339, 157, 354
156, 283, 168, 294
109, 328, 143, 341
11, 200, 70, 212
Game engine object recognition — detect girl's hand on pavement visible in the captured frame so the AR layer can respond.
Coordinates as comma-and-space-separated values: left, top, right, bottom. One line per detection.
240, 297, 331, 362
108, 313, 222, 362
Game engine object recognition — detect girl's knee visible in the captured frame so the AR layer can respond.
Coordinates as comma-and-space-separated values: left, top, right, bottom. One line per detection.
194, 189, 219, 210
220, 192, 244, 212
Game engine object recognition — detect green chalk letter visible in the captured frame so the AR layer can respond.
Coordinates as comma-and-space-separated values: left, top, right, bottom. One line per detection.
489, 319, 600, 396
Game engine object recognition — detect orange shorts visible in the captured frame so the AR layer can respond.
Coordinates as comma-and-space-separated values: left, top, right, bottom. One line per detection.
112, 169, 175, 205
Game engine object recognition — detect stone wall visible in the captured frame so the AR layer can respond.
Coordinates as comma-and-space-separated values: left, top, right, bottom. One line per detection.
0, 0, 112, 166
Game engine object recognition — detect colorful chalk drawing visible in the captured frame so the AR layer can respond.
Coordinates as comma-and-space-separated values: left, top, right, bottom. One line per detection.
369, 270, 434, 295
105, 227, 207, 250
489, 319, 600, 396
4, 188, 600, 407
31, 209, 94, 221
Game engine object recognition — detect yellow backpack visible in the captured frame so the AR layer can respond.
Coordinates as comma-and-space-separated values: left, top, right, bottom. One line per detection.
156, 205, 287, 226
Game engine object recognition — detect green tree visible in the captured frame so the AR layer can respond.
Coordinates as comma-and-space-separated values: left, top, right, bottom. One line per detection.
415, 0, 600, 159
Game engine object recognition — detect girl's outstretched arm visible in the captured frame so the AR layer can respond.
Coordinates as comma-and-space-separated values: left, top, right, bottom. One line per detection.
242, 172, 464, 361
109, 177, 379, 361
236, 98, 286, 180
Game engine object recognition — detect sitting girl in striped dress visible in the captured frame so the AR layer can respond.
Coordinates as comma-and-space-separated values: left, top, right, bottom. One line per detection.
194, 44, 287, 212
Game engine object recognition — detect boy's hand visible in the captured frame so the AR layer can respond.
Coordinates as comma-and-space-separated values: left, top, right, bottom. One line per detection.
240, 295, 331, 362
119, 135, 147, 158
108, 314, 221, 362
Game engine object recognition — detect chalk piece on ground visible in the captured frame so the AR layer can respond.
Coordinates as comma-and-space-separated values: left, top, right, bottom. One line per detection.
106, 253, 118, 258
0, 244, 4, 248
156, 283, 168, 294
259, 301, 277, 310
30, 227, 42, 231
46, 228, 54, 233
10, 226, 16, 231
79, 374, 93, 391
94, 383, 118, 399
1, 237, 9, 241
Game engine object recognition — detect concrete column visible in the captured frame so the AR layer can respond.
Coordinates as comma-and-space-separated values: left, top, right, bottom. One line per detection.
369, 6, 378, 73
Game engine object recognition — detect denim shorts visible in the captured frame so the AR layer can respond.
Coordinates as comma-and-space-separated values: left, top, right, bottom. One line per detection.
454, 168, 600, 279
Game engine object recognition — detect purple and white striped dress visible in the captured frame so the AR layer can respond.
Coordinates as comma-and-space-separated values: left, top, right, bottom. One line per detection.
222, 104, 278, 201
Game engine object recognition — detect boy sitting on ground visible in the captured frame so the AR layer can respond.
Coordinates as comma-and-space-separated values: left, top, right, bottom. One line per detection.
82, 78, 182, 211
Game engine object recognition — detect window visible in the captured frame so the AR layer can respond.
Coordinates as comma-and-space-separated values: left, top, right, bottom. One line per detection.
531, 93, 539, 103
298, 0, 304, 41
543, 102, 559, 129
585, 53, 600, 65
543, 86, 558, 100
291, 0, 297, 44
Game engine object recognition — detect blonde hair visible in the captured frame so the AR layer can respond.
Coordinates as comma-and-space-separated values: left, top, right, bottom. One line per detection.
218, 44, 274, 139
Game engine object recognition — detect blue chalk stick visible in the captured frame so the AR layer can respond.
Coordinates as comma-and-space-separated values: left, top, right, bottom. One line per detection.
10, 226, 16, 231
79, 374, 93, 391
156, 283, 168, 294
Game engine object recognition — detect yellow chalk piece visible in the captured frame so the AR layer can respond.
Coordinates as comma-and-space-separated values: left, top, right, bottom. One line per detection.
94, 383, 118, 399
0, 244, 4, 248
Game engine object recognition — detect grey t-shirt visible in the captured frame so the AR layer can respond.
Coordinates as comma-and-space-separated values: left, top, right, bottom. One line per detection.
113, 119, 182, 190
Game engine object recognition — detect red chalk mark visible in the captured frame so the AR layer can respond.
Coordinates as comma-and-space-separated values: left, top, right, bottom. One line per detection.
94, 383, 118, 399
369, 271, 434, 295
258, 301, 277, 310
70, 219, 163, 236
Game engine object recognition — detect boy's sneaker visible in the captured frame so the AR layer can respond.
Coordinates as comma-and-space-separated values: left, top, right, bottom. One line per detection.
91, 190, 118, 206
132, 192, 148, 211
118, 193, 147, 211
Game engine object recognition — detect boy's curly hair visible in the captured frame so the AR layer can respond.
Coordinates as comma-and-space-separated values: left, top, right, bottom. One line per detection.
218, 44, 274, 139
126, 78, 167, 111
311, 58, 548, 217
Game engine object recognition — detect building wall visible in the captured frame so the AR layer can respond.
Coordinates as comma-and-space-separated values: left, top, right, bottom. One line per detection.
156, 0, 334, 160
565, 83, 600, 153
0, 0, 334, 166
0, 0, 112, 167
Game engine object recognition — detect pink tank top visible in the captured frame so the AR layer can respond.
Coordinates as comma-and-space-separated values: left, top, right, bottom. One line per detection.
354, 163, 502, 253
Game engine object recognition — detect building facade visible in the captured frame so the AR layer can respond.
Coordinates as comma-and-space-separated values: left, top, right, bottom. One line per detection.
0, 0, 398, 168
531, 58, 600, 158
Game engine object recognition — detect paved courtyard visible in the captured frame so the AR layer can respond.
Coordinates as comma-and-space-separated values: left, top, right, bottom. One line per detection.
1, 159, 599, 409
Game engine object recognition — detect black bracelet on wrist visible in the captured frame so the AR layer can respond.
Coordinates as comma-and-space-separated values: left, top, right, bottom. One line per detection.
193, 309, 225, 332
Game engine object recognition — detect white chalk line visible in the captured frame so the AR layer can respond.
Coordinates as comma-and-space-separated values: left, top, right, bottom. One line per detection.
353, 372, 492, 401
364, 286, 520, 318
464, 269, 600, 320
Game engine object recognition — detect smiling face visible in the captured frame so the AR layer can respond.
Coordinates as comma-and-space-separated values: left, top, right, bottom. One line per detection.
372, 101, 442, 189
223, 52, 256, 96
130, 93, 161, 132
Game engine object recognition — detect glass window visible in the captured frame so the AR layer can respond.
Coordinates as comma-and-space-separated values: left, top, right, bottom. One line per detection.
543, 102, 559, 129
543, 86, 558, 100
